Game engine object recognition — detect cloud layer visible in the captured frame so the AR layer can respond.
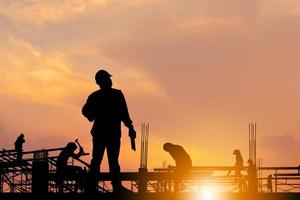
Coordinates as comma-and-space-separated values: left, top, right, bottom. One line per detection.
1, 0, 300, 168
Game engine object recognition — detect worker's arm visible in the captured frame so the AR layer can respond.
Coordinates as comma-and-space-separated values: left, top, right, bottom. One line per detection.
72, 147, 84, 159
118, 91, 136, 150
82, 94, 95, 122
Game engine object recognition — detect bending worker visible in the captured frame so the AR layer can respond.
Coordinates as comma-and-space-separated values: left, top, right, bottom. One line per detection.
163, 142, 192, 192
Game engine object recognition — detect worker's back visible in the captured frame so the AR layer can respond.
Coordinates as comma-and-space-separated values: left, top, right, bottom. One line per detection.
164, 143, 192, 169
82, 88, 132, 140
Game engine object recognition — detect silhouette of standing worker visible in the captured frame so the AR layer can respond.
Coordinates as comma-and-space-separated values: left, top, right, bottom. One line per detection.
228, 149, 244, 192
247, 159, 258, 193
82, 69, 136, 193
56, 142, 84, 193
267, 174, 272, 193
14, 134, 25, 161
163, 143, 192, 192
233, 149, 243, 181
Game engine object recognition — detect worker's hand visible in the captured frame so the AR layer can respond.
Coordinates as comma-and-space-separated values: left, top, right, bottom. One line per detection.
79, 147, 84, 154
128, 127, 136, 139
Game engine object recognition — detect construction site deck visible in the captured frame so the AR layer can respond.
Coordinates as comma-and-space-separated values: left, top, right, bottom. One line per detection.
1, 147, 300, 200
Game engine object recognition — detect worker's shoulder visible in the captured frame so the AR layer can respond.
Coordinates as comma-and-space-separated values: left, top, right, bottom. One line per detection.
87, 90, 101, 98
88, 88, 123, 98
111, 88, 123, 94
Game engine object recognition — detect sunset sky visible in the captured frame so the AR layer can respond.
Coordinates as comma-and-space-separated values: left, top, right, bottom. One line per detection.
1, 0, 300, 172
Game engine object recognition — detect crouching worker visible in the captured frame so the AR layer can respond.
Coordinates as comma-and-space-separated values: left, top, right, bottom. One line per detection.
56, 142, 84, 193
163, 143, 192, 192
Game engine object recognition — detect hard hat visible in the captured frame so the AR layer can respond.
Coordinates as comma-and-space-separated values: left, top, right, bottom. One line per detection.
233, 149, 240, 155
163, 143, 173, 151
247, 159, 254, 164
95, 69, 112, 82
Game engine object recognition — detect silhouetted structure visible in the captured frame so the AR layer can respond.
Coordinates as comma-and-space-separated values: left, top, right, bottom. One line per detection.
163, 143, 192, 192
267, 174, 273, 192
32, 158, 48, 195
249, 123, 257, 165
56, 142, 84, 193
247, 159, 258, 193
2, 146, 300, 194
14, 134, 25, 161
82, 69, 136, 193
138, 123, 149, 193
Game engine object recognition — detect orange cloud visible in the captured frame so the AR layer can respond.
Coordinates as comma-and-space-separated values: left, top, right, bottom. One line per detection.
0, 0, 108, 26
0, 36, 93, 107
177, 16, 246, 33
116, 67, 168, 98
0, 34, 168, 110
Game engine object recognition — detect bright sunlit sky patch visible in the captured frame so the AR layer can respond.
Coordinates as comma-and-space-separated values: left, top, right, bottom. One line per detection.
1, 0, 300, 171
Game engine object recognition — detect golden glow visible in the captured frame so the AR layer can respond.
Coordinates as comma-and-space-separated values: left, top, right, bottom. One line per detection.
198, 185, 216, 200
0, 37, 93, 106
119, 67, 167, 98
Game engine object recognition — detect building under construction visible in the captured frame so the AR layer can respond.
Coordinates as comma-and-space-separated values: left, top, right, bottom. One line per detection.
1, 123, 300, 200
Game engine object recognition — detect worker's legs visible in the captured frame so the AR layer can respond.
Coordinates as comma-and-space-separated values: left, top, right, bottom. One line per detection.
56, 167, 65, 193
107, 139, 122, 191
86, 138, 106, 193
66, 166, 83, 192
16, 149, 23, 161
90, 138, 106, 173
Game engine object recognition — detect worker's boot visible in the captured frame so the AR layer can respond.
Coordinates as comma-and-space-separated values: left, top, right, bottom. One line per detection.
112, 182, 132, 193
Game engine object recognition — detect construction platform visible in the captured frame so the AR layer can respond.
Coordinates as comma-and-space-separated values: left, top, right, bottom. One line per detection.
2, 130, 300, 197
1, 193, 300, 200
2, 147, 300, 194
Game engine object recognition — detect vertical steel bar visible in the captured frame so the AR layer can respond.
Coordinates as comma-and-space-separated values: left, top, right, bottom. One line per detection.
140, 123, 144, 168
145, 123, 149, 168
142, 123, 145, 168
254, 123, 257, 165
249, 123, 251, 161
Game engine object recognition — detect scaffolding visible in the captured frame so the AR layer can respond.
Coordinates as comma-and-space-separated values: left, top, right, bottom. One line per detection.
1, 123, 300, 194
0, 148, 89, 193
1, 148, 300, 193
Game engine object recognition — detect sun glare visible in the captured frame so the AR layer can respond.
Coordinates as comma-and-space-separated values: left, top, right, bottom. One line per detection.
198, 185, 216, 200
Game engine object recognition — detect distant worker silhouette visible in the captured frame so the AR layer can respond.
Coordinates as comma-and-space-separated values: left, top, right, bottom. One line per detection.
82, 69, 136, 193
56, 142, 84, 193
227, 149, 244, 192
233, 149, 243, 182
163, 143, 192, 192
267, 174, 272, 192
247, 159, 258, 193
14, 133, 25, 161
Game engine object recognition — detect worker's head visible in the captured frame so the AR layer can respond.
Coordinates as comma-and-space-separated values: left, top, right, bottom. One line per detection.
95, 69, 112, 89
66, 142, 77, 152
233, 149, 240, 155
163, 143, 173, 152
247, 159, 254, 165
20, 133, 24, 138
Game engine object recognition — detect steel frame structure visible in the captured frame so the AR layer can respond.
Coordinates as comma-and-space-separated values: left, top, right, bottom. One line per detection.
1, 148, 300, 193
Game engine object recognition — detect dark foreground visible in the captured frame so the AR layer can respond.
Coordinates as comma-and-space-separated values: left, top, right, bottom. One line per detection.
1, 193, 300, 200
